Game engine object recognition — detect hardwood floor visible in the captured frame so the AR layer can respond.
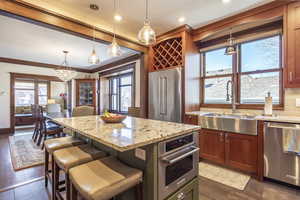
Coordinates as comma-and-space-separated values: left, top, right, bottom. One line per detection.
0, 133, 43, 190
0, 133, 299, 200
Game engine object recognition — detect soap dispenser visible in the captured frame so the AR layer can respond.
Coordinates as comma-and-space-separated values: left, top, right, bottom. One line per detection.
264, 92, 273, 116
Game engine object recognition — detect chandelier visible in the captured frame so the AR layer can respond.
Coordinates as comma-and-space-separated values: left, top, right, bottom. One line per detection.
107, 0, 122, 57
138, 0, 156, 45
55, 51, 77, 82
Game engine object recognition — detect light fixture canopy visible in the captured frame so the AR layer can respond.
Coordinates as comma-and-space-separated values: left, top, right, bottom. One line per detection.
225, 30, 236, 55
55, 51, 77, 82
138, 0, 156, 45
88, 26, 100, 64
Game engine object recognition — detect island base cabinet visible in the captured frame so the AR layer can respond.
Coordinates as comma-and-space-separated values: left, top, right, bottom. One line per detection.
166, 178, 199, 200
199, 130, 258, 175
225, 133, 258, 173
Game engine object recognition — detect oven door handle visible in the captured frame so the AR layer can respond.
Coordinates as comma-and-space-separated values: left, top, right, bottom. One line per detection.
162, 146, 199, 164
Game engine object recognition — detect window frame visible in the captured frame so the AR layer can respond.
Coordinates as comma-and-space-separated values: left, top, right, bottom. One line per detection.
108, 72, 134, 114
200, 34, 284, 110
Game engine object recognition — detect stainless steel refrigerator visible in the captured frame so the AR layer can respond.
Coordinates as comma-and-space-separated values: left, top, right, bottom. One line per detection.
148, 67, 182, 123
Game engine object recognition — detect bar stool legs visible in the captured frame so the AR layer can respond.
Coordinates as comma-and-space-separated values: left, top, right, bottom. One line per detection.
45, 150, 49, 187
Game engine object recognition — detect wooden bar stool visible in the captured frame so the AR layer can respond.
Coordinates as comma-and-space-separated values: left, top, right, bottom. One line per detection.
53, 144, 107, 200
44, 137, 85, 188
69, 156, 143, 200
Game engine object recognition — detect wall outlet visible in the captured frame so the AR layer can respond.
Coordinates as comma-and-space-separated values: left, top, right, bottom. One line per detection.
296, 99, 300, 107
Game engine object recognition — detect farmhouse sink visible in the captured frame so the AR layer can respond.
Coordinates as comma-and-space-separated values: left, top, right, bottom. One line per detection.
199, 113, 258, 135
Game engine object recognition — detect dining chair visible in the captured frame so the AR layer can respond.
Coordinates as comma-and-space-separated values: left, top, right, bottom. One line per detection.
36, 106, 63, 149
72, 106, 95, 117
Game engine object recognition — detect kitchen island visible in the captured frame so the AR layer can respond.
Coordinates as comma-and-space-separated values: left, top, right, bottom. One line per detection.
51, 115, 201, 200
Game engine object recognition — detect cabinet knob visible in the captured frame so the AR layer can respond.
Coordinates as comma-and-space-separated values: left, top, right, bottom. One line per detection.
225, 133, 229, 143
177, 192, 185, 200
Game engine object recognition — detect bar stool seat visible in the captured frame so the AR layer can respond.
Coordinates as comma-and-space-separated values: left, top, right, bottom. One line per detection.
69, 156, 143, 200
45, 136, 84, 154
53, 144, 107, 200
53, 145, 107, 172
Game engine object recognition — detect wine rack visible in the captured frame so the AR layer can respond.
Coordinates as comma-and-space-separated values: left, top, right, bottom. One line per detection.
151, 37, 183, 71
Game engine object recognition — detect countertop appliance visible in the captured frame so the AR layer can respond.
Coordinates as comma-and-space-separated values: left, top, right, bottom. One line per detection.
264, 122, 300, 186
149, 67, 182, 123
158, 132, 199, 200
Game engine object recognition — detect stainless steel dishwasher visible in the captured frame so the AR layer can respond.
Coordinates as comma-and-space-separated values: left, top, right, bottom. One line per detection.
264, 122, 300, 186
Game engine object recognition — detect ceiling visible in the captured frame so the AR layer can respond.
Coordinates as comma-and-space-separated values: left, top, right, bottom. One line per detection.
0, 14, 137, 69
21, 0, 274, 42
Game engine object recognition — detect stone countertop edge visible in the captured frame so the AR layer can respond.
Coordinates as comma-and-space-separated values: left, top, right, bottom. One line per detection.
52, 117, 201, 152
185, 111, 300, 124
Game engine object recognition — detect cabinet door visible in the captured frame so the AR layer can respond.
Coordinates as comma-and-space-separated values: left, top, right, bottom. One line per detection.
184, 114, 198, 125
76, 79, 96, 107
225, 133, 258, 173
199, 129, 225, 165
285, 2, 300, 88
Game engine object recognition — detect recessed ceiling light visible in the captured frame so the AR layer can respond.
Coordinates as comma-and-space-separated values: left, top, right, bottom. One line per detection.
114, 14, 123, 22
90, 4, 99, 11
222, 0, 231, 4
178, 17, 186, 23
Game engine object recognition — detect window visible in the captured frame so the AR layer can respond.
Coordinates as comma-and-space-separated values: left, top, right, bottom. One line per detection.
15, 81, 35, 106
38, 82, 49, 105
201, 35, 282, 107
15, 79, 49, 107
109, 73, 133, 113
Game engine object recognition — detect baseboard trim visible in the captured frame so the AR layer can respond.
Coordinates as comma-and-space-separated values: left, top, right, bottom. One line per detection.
0, 128, 12, 134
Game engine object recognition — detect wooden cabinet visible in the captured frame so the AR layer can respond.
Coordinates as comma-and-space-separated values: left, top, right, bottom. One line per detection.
285, 2, 300, 88
15, 114, 34, 126
225, 133, 258, 173
184, 114, 198, 125
199, 129, 225, 165
166, 178, 199, 200
75, 79, 96, 107
199, 129, 258, 174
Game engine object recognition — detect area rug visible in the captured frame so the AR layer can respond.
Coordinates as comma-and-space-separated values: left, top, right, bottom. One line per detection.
199, 162, 250, 190
9, 134, 44, 171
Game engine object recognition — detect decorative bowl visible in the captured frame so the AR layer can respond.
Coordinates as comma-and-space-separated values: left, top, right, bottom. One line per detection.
100, 115, 126, 123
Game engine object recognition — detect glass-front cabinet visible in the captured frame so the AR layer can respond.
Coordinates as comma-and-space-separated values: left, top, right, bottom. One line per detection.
75, 79, 96, 107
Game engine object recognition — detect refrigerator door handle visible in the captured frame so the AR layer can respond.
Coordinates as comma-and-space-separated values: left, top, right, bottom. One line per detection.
159, 76, 167, 115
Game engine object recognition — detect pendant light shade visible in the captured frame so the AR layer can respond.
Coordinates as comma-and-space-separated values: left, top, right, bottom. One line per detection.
107, 37, 122, 57
108, 0, 122, 57
55, 51, 77, 82
88, 26, 100, 64
138, 0, 156, 45
225, 29, 236, 55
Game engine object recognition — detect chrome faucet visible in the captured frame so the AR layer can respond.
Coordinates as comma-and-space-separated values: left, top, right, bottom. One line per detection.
226, 80, 237, 113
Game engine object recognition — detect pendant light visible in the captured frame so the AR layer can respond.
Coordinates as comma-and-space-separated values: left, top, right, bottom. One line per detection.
138, 0, 156, 45
107, 0, 122, 57
55, 51, 77, 82
88, 26, 100, 64
225, 29, 237, 55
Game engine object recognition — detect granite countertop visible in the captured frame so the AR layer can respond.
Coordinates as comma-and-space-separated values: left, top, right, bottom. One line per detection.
186, 111, 300, 124
52, 116, 201, 152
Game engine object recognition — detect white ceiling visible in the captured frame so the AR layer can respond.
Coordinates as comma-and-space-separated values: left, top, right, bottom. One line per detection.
0, 14, 137, 69
22, 0, 274, 42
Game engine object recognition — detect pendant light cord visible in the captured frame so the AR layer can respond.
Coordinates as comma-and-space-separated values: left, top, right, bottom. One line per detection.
146, 0, 149, 22
113, 0, 116, 39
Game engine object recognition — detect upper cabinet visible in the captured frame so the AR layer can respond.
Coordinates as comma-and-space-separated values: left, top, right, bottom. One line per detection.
285, 2, 300, 88
75, 79, 96, 107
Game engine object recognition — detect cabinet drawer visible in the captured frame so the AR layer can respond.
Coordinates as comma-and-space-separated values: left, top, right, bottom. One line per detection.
184, 115, 198, 125
166, 177, 199, 200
